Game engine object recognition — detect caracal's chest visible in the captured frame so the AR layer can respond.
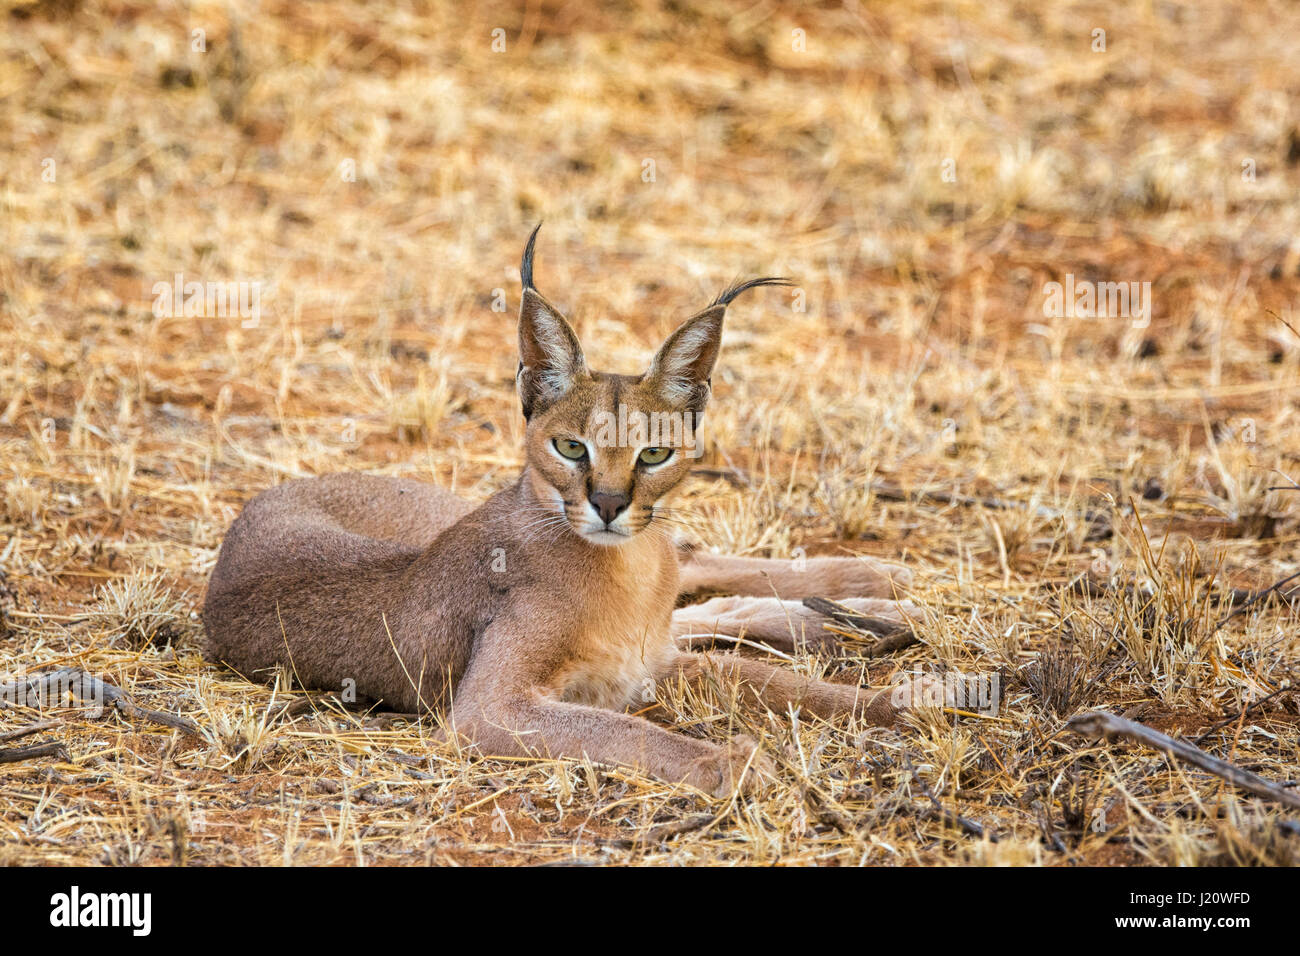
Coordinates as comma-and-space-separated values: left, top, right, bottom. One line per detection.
552, 540, 679, 711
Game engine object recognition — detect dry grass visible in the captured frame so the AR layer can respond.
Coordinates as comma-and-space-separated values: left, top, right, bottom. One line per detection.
2, 0, 1299, 866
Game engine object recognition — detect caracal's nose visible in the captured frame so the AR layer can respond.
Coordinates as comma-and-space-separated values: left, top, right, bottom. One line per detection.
589, 491, 630, 525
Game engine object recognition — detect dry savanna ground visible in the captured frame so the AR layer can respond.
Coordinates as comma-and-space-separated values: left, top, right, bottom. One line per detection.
2, 0, 1299, 865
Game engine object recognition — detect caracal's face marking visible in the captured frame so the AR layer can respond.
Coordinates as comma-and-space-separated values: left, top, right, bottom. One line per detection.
524, 371, 696, 545
513, 225, 787, 548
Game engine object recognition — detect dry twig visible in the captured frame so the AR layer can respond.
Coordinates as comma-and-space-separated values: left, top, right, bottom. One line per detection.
1068, 711, 1300, 810
0, 668, 204, 741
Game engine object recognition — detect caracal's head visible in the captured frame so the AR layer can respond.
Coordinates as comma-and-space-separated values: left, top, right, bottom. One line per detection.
514, 225, 788, 547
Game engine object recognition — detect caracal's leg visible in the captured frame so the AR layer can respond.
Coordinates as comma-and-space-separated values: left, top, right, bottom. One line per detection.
446, 623, 771, 797
657, 651, 948, 726
448, 690, 769, 797
671, 596, 922, 655
676, 549, 913, 601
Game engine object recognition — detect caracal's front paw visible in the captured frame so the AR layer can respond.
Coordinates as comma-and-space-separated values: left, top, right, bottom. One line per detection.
799, 598, 924, 654
684, 735, 774, 798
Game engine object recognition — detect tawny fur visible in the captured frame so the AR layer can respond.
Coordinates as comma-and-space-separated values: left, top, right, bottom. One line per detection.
203, 227, 943, 797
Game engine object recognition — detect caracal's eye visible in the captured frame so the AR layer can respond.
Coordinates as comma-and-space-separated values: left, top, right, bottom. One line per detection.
638, 447, 672, 466
554, 438, 588, 461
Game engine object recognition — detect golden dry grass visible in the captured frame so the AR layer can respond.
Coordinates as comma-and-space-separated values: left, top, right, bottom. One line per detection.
2, 0, 1299, 865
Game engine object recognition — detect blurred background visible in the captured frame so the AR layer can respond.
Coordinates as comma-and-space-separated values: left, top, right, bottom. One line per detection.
3, 1, 1298, 501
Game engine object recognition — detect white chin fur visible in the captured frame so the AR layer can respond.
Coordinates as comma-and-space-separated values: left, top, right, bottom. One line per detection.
580, 527, 634, 546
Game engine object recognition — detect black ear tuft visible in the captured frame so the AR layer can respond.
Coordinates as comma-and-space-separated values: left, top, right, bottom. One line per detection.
521, 222, 544, 291
709, 276, 793, 308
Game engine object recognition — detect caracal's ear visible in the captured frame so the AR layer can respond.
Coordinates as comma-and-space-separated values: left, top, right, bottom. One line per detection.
516, 224, 586, 420
646, 276, 791, 414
